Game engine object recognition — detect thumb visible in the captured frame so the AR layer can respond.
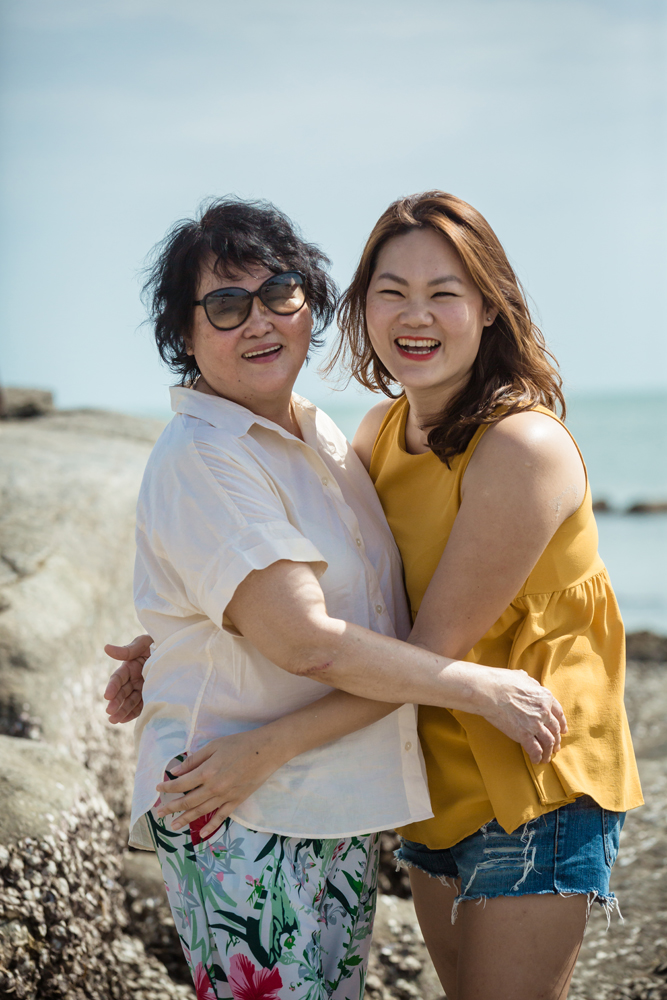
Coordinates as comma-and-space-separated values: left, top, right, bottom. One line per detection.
104, 635, 153, 661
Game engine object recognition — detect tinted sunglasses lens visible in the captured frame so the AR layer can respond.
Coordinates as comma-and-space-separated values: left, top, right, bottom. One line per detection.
261, 274, 305, 314
204, 289, 251, 329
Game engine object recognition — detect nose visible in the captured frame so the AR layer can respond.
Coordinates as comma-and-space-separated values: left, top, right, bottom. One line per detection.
241, 296, 274, 337
400, 299, 434, 329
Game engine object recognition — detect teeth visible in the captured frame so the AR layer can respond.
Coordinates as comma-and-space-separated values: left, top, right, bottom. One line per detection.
243, 345, 281, 359
396, 338, 440, 348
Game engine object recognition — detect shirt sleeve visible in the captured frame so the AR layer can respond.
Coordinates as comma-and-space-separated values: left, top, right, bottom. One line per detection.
141, 424, 327, 628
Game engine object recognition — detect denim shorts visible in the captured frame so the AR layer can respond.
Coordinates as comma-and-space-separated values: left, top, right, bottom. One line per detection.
396, 795, 625, 921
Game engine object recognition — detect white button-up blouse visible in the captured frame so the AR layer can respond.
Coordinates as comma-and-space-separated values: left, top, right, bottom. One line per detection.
129, 386, 432, 849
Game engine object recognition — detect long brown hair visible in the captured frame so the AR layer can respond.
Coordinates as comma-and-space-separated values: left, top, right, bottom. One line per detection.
328, 190, 565, 465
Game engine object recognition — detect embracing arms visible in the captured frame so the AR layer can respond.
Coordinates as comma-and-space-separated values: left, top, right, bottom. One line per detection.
105, 407, 580, 835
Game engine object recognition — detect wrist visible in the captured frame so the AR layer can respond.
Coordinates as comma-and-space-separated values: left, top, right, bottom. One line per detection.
443, 661, 496, 716
254, 717, 302, 769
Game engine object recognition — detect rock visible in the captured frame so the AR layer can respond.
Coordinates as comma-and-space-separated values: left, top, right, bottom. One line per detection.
365, 895, 445, 1000
626, 631, 667, 663
626, 501, 667, 514
121, 852, 191, 985
0, 736, 101, 846
1, 388, 54, 419
0, 784, 194, 999
0, 407, 198, 999
592, 498, 613, 513
0, 408, 165, 819
378, 832, 412, 898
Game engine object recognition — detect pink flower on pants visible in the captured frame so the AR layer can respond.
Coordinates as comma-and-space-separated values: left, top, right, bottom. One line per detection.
228, 954, 283, 1000
192, 962, 216, 1000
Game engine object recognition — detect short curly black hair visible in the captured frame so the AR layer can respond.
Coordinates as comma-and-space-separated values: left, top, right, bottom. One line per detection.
142, 197, 338, 384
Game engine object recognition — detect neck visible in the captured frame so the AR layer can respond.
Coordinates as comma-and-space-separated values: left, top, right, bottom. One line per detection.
403, 373, 469, 453
194, 376, 302, 439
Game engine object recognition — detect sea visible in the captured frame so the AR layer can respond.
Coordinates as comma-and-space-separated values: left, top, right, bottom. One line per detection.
144, 389, 667, 635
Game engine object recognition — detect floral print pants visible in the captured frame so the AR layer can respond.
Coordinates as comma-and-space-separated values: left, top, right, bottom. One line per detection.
147, 777, 380, 1000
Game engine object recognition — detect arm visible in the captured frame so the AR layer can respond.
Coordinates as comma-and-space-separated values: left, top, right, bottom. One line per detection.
155, 560, 565, 836
223, 559, 566, 746
409, 409, 587, 658
352, 398, 394, 470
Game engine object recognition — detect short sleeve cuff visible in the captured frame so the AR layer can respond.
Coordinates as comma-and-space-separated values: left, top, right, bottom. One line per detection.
196, 520, 327, 629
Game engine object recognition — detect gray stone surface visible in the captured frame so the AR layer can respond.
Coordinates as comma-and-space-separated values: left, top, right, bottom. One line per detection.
1, 388, 54, 419
0, 736, 98, 846
0, 405, 196, 999
0, 408, 165, 818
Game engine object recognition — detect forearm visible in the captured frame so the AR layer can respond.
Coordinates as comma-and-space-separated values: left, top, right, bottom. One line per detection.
226, 560, 491, 716
225, 563, 565, 765
295, 617, 490, 713
249, 690, 400, 769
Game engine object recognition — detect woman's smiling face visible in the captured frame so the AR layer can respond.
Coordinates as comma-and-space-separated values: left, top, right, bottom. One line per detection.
187, 259, 313, 413
365, 227, 496, 399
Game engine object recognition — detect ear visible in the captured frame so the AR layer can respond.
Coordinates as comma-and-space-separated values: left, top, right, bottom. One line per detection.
483, 305, 499, 327
183, 333, 195, 357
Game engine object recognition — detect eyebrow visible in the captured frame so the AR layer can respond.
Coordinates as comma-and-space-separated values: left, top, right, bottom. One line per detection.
375, 272, 464, 287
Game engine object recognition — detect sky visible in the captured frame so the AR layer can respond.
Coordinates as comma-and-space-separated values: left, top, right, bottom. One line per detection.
1, 0, 665, 416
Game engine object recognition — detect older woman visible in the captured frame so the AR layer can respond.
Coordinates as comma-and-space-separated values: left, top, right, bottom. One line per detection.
106, 197, 565, 1000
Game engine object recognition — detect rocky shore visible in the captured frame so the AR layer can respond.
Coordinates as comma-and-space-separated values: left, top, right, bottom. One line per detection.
1, 397, 666, 1000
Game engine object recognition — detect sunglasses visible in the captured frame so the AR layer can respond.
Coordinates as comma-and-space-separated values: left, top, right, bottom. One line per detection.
193, 271, 307, 331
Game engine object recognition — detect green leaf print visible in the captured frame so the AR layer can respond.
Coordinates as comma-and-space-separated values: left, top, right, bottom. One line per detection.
253, 833, 278, 863
341, 869, 364, 897
324, 879, 354, 916
146, 810, 181, 854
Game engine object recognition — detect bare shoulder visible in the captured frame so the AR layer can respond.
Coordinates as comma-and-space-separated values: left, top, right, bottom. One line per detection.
475, 409, 581, 469
466, 409, 586, 518
352, 398, 395, 471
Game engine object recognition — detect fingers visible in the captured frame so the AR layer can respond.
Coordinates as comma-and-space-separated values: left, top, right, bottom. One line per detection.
170, 747, 210, 776
534, 723, 556, 763
522, 735, 544, 765
104, 669, 136, 710
541, 707, 562, 751
162, 796, 232, 835
156, 768, 205, 796
106, 689, 144, 724
552, 699, 568, 734
201, 805, 232, 840
157, 784, 209, 819
103, 664, 130, 701
104, 635, 153, 662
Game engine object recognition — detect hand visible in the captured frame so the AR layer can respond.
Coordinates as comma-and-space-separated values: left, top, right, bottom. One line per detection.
154, 729, 284, 839
475, 666, 568, 765
103, 634, 153, 724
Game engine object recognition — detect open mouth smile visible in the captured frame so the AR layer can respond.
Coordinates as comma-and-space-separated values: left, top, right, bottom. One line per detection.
242, 344, 283, 362
394, 337, 441, 360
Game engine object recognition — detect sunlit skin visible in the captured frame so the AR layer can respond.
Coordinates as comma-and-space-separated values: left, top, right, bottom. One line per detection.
188, 260, 312, 437
356, 225, 589, 1000
104, 227, 583, 1000
365, 227, 497, 454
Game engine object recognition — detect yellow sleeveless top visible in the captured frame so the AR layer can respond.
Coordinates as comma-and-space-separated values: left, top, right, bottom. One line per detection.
370, 397, 643, 849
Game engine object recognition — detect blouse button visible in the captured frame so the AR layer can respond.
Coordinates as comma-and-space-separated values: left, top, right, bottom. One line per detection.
356, 538, 362, 547
405, 742, 412, 751
321, 476, 329, 486
375, 604, 383, 614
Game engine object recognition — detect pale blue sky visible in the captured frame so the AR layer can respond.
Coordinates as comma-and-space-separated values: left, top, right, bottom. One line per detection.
1, 0, 665, 414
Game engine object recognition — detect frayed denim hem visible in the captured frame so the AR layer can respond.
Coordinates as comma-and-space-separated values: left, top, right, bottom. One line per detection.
394, 853, 458, 891
449, 888, 622, 926
395, 854, 622, 926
